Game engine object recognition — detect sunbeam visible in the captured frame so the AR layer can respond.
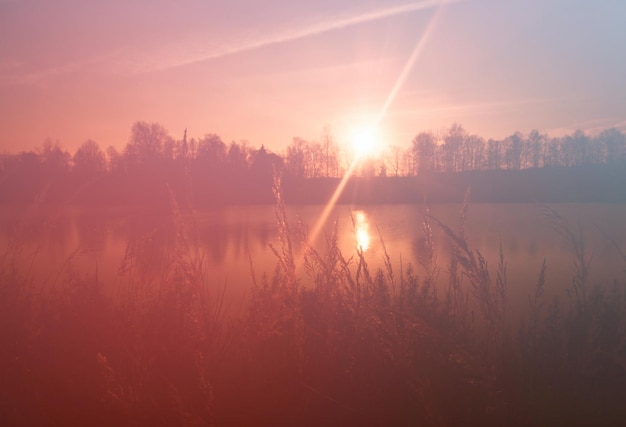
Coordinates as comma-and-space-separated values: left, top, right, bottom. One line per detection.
305, 155, 360, 252
303, 1, 450, 255
373, 3, 446, 127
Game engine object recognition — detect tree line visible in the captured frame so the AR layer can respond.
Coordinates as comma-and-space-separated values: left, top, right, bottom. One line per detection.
407, 124, 626, 174
1, 121, 625, 205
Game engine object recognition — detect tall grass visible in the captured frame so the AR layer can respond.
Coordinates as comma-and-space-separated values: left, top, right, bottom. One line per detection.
1, 191, 625, 426
513, 206, 626, 426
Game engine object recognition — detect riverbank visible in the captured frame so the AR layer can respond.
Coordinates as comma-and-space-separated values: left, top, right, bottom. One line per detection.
283, 164, 626, 205
2, 163, 626, 209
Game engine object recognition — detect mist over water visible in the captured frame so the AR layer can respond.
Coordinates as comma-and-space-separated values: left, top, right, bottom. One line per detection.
3, 202, 624, 314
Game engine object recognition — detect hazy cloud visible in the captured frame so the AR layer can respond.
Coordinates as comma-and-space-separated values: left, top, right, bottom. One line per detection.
100, 0, 462, 74
0, 0, 461, 85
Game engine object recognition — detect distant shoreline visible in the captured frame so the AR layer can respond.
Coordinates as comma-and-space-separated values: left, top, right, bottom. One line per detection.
2, 164, 625, 208
282, 165, 626, 205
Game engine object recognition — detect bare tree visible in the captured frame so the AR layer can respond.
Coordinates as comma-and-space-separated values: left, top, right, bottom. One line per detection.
321, 125, 339, 177
412, 131, 437, 174
124, 121, 173, 167
285, 137, 308, 178
598, 128, 626, 164
73, 140, 106, 177
528, 129, 546, 169
40, 139, 70, 175
487, 139, 502, 170
443, 124, 466, 172
197, 134, 227, 167
466, 134, 486, 170
389, 145, 404, 176
504, 132, 524, 170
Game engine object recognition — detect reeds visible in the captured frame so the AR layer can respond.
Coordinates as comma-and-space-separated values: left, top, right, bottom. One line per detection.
428, 203, 508, 362
1, 192, 625, 426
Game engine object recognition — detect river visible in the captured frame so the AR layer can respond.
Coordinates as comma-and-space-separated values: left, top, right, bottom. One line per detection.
2, 203, 625, 318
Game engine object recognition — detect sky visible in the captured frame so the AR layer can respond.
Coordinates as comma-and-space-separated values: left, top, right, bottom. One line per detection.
1, 0, 625, 154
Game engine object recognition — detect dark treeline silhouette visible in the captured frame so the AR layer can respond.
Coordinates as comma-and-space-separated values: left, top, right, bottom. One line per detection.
1, 121, 625, 206
408, 124, 626, 173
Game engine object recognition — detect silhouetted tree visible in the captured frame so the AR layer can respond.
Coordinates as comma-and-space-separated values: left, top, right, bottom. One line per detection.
544, 137, 561, 167
73, 140, 106, 177
599, 128, 626, 164
487, 139, 502, 170
0, 151, 43, 203
226, 141, 249, 172
177, 128, 189, 161
197, 134, 227, 167
249, 145, 283, 201
308, 141, 325, 178
321, 126, 340, 177
466, 134, 486, 170
443, 124, 466, 172
528, 130, 547, 169
562, 130, 593, 166
124, 121, 173, 168
40, 139, 70, 175
194, 133, 227, 189
285, 137, 308, 178
388, 145, 404, 176
401, 147, 416, 176
505, 132, 525, 170
106, 146, 123, 173
412, 131, 437, 174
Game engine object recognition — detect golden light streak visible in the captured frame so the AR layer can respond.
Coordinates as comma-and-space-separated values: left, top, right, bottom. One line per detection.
373, 2, 446, 128
306, 156, 360, 250
302, 2, 451, 256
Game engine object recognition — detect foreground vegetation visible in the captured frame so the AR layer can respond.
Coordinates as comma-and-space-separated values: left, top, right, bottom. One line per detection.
1, 193, 625, 426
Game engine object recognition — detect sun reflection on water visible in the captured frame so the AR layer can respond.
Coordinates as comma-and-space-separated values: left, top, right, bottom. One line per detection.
353, 210, 371, 252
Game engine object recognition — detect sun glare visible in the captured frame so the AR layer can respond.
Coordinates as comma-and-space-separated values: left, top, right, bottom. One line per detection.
354, 210, 371, 252
350, 125, 380, 159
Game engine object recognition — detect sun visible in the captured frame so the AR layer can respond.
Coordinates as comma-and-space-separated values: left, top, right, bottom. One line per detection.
350, 125, 380, 159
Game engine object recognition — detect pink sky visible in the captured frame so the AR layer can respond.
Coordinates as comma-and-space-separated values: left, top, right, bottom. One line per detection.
1, 0, 625, 154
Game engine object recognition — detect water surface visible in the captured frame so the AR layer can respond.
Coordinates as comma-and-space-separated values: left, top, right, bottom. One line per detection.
2, 203, 625, 317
